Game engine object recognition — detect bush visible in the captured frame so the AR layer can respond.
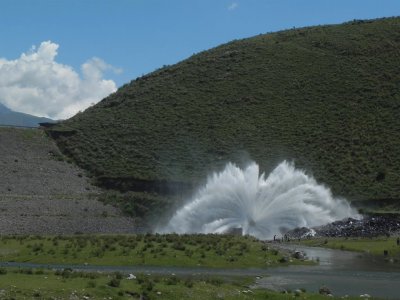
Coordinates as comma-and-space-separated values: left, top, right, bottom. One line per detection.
165, 276, 179, 285
32, 291, 41, 298
172, 241, 185, 251
114, 272, 123, 280
206, 277, 223, 286
108, 277, 121, 288
87, 280, 97, 288
62, 268, 73, 278
19, 268, 33, 275
141, 280, 154, 292
184, 278, 194, 288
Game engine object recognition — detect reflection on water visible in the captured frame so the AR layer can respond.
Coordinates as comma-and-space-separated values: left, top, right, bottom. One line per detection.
257, 244, 400, 299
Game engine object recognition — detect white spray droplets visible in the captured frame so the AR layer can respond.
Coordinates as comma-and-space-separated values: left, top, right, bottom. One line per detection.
159, 161, 360, 240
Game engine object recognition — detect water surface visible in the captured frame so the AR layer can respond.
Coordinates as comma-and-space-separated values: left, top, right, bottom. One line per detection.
256, 244, 400, 298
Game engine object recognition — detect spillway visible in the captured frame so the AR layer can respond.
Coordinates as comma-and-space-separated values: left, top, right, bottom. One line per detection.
159, 161, 359, 239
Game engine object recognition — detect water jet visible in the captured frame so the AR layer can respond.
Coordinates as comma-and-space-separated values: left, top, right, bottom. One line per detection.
158, 161, 360, 239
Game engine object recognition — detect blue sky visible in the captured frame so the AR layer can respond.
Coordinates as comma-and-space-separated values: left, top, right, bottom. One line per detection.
0, 0, 399, 118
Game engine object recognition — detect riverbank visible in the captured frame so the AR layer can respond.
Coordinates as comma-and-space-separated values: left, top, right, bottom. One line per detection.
287, 215, 400, 239
256, 243, 400, 299
0, 234, 395, 299
0, 267, 366, 300
295, 236, 400, 261
0, 234, 309, 269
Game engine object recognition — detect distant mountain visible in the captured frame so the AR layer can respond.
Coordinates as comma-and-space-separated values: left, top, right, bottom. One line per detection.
0, 102, 54, 127
0, 103, 11, 114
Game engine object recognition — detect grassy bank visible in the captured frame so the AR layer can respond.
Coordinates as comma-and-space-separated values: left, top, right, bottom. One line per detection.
0, 234, 307, 268
0, 268, 364, 300
298, 236, 400, 257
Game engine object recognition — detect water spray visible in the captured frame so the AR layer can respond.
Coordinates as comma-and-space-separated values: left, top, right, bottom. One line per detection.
158, 161, 360, 240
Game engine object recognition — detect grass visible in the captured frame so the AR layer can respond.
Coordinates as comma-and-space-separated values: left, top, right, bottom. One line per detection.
46, 17, 400, 221
0, 126, 43, 142
0, 234, 309, 268
0, 268, 366, 300
298, 236, 400, 257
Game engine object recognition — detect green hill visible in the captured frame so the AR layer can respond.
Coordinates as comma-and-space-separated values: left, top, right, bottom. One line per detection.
47, 17, 400, 218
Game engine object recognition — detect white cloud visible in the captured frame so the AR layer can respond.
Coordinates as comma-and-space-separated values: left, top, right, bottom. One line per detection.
228, 2, 238, 10
0, 41, 119, 119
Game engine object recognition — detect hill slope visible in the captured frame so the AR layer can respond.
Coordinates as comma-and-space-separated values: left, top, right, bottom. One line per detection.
48, 18, 400, 210
0, 127, 137, 234
0, 102, 54, 127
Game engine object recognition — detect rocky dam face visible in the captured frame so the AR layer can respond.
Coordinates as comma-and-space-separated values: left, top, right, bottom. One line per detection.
0, 127, 136, 235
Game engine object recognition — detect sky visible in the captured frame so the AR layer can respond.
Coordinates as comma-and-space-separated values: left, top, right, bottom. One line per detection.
0, 0, 399, 119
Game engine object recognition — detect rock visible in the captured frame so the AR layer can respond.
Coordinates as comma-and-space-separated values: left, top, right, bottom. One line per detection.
292, 251, 305, 259
319, 286, 332, 295
279, 256, 289, 263
294, 289, 302, 296
287, 215, 400, 238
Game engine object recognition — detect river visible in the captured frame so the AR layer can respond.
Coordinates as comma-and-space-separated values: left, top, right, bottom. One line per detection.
1, 245, 399, 299
256, 244, 400, 299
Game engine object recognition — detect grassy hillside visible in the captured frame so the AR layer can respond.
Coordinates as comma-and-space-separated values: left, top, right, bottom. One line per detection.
48, 18, 400, 212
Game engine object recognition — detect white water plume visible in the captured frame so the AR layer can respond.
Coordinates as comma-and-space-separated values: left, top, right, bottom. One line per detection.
159, 161, 360, 240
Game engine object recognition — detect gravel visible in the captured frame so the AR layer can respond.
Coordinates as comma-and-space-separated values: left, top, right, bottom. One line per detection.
287, 216, 400, 239
0, 127, 137, 234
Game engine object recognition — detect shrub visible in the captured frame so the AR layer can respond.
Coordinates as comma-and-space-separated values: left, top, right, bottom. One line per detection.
165, 276, 179, 285
87, 280, 97, 288
61, 268, 73, 278
184, 278, 194, 288
108, 277, 121, 288
172, 241, 185, 251
114, 272, 123, 280
142, 280, 154, 292
206, 277, 223, 286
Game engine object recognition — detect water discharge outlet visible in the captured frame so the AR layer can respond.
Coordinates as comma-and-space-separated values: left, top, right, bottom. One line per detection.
158, 161, 360, 239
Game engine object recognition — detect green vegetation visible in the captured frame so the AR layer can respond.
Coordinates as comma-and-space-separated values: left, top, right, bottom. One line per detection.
0, 126, 45, 142
0, 234, 307, 268
298, 236, 400, 257
0, 269, 363, 299
98, 190, 180, 226
47, 18, 400, 219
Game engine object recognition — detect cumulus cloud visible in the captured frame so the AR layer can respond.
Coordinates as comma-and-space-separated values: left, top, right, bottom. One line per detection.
228, 2, 238, 10
0, 41, 119, 119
